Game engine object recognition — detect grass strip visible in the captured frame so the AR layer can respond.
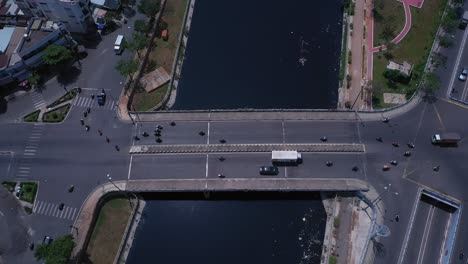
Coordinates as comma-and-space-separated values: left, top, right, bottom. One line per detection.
133, 82, 169, 111
19, 181, 37, 204
43, 104, 71, 123
23, 110, 40, 122
46, 88, 79, 109
87, 198, 132, 264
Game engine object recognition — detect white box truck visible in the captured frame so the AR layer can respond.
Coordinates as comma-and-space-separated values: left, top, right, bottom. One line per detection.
271, 151, 302, 164
114, 35, 124, 55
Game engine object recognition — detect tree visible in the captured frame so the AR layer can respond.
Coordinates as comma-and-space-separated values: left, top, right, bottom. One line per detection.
134, 19, 149, 33
126, 32, 148, 58
420, 72, 440, 93
431, 52, 447, 68
42, 45, 73, 66
115, 59, 138, 81
138, 0, 161, 17
28, 71, 41, 86
35, 235, 75, 264
380, 22, 396, 42
438, 34, 453, 48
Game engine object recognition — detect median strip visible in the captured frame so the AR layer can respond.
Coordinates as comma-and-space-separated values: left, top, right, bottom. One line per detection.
129, 143, 365, 154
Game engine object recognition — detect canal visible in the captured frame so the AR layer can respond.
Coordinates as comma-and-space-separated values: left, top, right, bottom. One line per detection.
171, 0, 344, 110
126, 192, 327, 264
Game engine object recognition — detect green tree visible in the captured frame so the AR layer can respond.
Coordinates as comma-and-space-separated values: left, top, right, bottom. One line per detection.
137, 0, 161, 17
134, 19, 149, 33
35, 235, 75, 264
420, 72, 440, 93
115, 59, 138, 81
27, 72, 41, 86
431, 52, 447, 68
126, 32, 148, 58
42, 45, 73, 66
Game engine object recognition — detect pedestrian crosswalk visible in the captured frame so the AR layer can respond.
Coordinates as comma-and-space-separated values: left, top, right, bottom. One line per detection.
31, 88, 46, 110
33, 200, 78, 221
73, 96, 117, 111
15, 123, 44, 179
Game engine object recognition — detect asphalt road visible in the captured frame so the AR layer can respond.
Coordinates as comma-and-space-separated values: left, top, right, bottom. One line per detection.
402, 200, 451, 264
1, 3, 468, 264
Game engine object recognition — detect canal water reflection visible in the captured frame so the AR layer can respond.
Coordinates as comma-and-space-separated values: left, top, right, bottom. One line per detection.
127, 192, 327, 264
171, 0, 343, 110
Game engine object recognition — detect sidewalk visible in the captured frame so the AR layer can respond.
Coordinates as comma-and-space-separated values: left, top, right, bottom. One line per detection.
71, 181, 128, 258
347, 0, 367, 111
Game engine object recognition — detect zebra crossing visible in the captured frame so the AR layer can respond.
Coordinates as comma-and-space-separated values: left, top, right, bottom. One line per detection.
73, 96, 117, 111
33, 200, 78, 221
15, 123, 45, 179
31, 88, 46, 110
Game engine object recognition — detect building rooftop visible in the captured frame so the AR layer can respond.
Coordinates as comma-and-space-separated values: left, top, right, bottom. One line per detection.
0, 26, 14, 53
386, 61, 413, 76
5, 26, 23, 66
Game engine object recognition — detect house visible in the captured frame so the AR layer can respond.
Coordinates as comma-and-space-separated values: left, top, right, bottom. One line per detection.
0, 18, 76, 85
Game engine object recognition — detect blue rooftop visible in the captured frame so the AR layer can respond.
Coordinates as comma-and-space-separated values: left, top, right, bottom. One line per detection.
0, 27, 15, 53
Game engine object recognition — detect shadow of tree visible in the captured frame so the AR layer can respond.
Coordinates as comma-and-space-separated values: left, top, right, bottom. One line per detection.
422, 92, 438, 104
0, 97, 8, 114
372, 238, 387, 258
69, 249, 94, 264
57, 66, 82, 88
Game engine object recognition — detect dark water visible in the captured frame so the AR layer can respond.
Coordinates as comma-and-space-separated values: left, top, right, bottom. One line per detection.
171, 0, 343, 110
127, 192, 327, 264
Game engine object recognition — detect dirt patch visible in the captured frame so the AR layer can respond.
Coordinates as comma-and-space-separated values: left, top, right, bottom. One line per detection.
148, 0, 187, 74
86, 198, 132, 264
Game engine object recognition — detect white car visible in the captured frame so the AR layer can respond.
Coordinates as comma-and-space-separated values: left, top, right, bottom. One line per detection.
459, 67, 468, 81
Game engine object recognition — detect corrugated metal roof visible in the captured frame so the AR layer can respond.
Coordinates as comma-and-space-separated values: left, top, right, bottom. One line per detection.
0, 27, 15, 53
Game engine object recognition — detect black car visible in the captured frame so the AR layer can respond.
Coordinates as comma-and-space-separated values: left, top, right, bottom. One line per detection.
259, 166, 279, 175
97, 92, 106, 106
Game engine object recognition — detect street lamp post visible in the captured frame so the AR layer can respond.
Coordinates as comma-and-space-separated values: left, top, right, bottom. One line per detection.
106, 174, 136, 210
106, 174, 122, 192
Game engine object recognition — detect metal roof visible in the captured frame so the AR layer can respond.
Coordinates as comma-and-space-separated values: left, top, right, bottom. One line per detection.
0, 26, 15, 53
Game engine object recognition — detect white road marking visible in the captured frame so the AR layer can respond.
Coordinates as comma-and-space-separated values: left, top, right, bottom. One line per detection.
70, 208, 77, 220
0, 210, 4, 217
207, 122, 210, 145
127, 155, 134, 180
417, 206, 435, 264
205, 154, 209, 178
282, 121, 286, 143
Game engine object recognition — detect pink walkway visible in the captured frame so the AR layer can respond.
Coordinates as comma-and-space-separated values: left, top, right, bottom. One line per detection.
367, 0, 425, 80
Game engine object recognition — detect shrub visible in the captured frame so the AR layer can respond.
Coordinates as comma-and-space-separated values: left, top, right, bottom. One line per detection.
383, 69, 410, 84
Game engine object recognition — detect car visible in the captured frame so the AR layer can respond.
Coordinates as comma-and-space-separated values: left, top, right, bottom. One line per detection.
259, 166, 279, 175
97, 92, 106, 106
43, 236, 53, 245
459, 67, 468, 81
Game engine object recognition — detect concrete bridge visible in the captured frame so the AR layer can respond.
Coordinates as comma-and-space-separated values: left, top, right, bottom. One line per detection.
126, 178, 369, 192
129, 143, 365, 154
128, 96, 420, 122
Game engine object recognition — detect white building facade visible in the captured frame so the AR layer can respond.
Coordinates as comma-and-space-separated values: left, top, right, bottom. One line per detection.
14, 0, 93, 33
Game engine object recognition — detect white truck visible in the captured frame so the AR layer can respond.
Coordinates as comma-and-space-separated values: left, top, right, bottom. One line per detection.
271, 151, 302, 164
114, 35, 125, 55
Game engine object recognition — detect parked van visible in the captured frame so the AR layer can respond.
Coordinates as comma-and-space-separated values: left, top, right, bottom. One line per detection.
114, 35, 125, 55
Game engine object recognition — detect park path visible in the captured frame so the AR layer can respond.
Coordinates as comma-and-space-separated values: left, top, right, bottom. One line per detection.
367, 0, 424, 81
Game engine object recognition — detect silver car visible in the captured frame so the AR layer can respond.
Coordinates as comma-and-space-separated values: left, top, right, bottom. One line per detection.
459, 67, 468, 81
